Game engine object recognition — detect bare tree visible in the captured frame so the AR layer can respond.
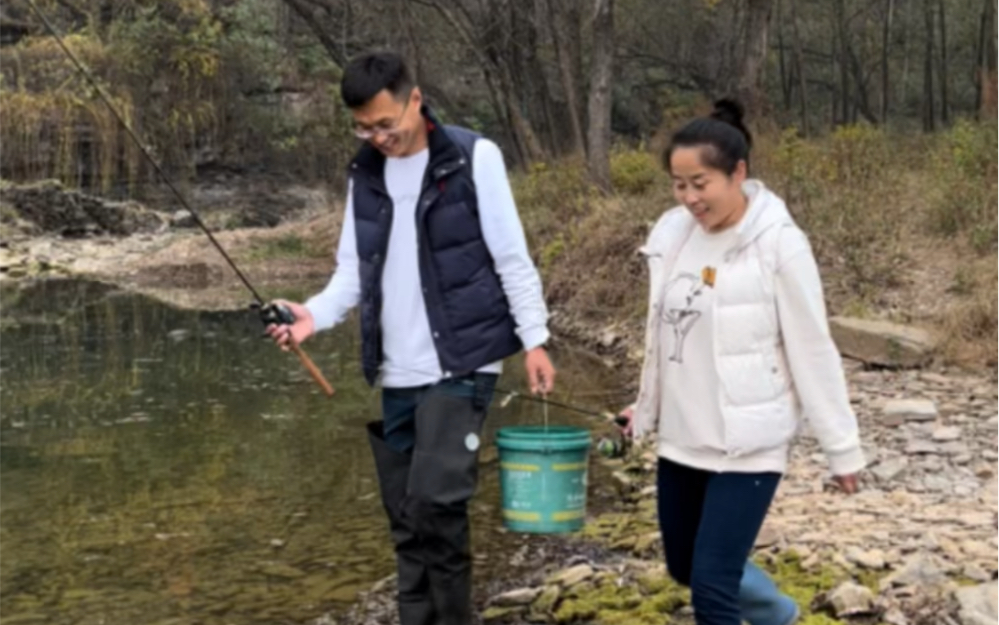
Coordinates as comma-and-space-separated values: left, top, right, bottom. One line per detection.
922, 0, 935, 131
281, 0, 349, 68
881, 0, 894, 121
974, 0, 996, 116
546, 0, 587, 156
587, 0, 614, 193
788, 0, 810, 134
936, 0, 949, 124
510, 0, 559, 155
776, 0, 791, 112
731, 0, 775, 112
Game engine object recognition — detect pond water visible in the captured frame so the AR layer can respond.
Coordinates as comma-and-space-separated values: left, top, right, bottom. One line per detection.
0, 278, 629, 625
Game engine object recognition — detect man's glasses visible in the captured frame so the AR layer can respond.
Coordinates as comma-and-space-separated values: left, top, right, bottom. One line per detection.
353, 93, 412, 140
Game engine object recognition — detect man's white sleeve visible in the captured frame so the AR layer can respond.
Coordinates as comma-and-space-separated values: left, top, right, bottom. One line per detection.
473, 139, 550, 350
304, 180, 362, 331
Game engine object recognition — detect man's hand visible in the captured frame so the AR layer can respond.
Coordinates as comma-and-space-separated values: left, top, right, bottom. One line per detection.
525, 347, 555, 395
265, 300, 316, 351
832, 473, 859, 495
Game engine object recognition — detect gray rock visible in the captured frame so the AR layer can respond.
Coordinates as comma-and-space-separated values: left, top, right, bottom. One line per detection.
872, 458, 909, 483
755, 525, 782, 549
920, 372, 951, 385
829, 317, 936, 368
0, 180, 163, 237
885, 399, 939, 423
529, 585, 561, 615
883, 606, 909, 625
482, 605, 526, 622
548, 564, 594, 588
490, 587, 542, 607
883, 554, 947, 589
940, 442, 972, 457
846, 547, 887, 570
932, 426, 962, 442
956, 581, 998, 625
905, 440, 939, 455
170, 210, 199, 228
962, 565, 993, 583
826, 581, 876, 616
923, 475, 952, 492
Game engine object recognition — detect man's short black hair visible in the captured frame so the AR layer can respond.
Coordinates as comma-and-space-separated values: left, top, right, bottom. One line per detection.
341, 51, 414, 108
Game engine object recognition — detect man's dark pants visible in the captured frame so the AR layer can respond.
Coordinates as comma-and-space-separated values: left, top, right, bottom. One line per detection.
367, 373, 497, 625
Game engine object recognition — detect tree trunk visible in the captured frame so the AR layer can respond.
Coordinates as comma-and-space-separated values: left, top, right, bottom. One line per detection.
974, 0, 995, 117
789, 0, 809, 134
900, 3, 911, 108
881, 0, 894, 122
936, 0, 949, 124
417, 0, 544, 166
836, 0, 850, 125
830, 33, 838, 128
921, 0, 936, 131
776, 0, 791, 111
392, 0, 423, 82
922, 0, 935, 132
512, 0, 558, 155
546, 0, 587, 156
733, 0, 774, 112
845, 34, 877, 124
587, 0, 614, 193
281, 0, 348, 68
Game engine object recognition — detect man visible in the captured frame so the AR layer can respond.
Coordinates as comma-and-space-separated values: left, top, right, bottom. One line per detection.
267, 50, 555, 625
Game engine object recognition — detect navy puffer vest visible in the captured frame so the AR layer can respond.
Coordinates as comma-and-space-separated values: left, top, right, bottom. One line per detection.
350, 107, 523, 385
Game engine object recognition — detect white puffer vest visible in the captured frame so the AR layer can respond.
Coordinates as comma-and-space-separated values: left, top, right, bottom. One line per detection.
632, 180, 803, 458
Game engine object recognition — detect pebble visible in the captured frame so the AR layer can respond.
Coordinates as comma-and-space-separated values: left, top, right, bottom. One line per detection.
904, 440, 939, 455
826, 581, 876, 616
932, 426, 962, 442
884, 399, 939, 423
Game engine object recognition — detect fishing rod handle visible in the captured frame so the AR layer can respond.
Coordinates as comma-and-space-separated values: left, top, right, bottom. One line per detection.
289, 343, 335, 397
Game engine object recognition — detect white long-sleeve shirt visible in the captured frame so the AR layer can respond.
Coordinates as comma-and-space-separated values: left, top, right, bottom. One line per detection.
304, 138, 549, 387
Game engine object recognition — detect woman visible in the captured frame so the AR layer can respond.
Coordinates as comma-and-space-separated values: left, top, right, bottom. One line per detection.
616, 99, 865, 625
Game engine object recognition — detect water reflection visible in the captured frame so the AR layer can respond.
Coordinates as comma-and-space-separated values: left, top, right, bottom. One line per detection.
0, 279, 625, 624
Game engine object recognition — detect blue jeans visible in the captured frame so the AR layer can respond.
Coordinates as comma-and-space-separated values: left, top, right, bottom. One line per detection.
381, 373, 497, 453
657, 457, 798, 625
740, 560, 798, 625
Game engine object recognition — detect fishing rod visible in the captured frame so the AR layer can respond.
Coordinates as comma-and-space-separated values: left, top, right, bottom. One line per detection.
26, 0, 334, 397
364, 360, 632, 426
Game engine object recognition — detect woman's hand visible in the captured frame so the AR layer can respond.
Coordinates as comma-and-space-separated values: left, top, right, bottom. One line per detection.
615, 405, 635, 439
832, 473, 859, 494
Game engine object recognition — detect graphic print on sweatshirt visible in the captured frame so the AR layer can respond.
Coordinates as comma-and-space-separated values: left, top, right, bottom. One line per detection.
659, 266, 716, 363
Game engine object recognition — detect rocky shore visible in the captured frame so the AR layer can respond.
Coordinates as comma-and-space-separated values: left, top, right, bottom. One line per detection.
335, 359, 997, 625
2, 180, 995, 625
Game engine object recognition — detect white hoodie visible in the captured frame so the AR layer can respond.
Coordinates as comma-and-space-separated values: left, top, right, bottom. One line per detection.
632, 180, 865, 476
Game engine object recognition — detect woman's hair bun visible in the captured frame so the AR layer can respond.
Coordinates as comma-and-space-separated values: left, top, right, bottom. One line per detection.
709, 98, 751, 147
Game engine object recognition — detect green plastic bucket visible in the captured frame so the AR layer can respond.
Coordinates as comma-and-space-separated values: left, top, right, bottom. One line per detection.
495, 425, 591, 533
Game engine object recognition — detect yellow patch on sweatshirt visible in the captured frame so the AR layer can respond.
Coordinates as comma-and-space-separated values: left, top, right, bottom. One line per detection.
701, 266, 717, 287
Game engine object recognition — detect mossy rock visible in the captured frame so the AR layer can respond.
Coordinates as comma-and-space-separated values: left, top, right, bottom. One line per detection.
482, 605, 526, 622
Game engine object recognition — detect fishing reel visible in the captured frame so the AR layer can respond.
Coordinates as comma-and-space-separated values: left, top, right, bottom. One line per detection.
252, 301, 296, 332
596, 414, 633, 459
249, 300, 335, 396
